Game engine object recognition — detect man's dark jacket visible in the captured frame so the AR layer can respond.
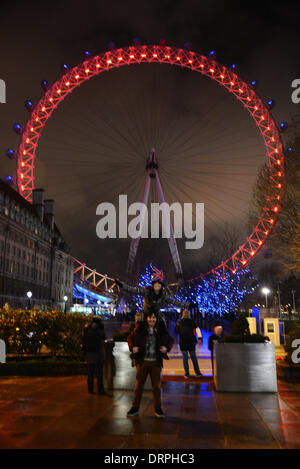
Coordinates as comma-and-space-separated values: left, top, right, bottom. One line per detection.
127, 321, 174, 368
175, 318, 197, 351
83, 323, 106, 363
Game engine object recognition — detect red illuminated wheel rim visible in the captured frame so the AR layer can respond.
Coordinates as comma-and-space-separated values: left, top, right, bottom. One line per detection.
15, 45, 285, 279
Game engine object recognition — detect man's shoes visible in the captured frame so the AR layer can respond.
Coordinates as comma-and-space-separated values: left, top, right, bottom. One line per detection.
184, 375, 190, 379
98, 390, 107, 395
127, 407, 139, 417
154, 407, 165, 418
196, 373, 203, 378
88, 390, 94, 394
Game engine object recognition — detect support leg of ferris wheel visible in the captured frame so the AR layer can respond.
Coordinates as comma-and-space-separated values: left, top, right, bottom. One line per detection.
126, 148, 183, 282
154, 165, 183, 281
126, 168, 151, 274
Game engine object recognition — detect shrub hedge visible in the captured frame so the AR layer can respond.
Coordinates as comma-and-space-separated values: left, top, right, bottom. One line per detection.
0, 309, 89, 358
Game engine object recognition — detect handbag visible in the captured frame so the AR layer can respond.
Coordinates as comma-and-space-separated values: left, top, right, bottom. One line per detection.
195, 327, 202, 342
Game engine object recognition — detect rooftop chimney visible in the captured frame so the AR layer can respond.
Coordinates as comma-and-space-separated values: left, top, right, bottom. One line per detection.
44, 199, 55, 230
32, 188, 44, 222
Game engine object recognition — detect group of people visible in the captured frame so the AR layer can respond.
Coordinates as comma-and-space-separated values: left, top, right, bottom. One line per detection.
82, 275, 224, 418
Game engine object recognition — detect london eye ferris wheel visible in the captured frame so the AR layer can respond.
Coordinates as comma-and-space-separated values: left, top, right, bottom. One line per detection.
6, 40, 287, 284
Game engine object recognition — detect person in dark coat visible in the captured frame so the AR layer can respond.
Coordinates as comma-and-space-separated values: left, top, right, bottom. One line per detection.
114, 277, 189, 323
175, 310, 202, 378
208, 325, 224, 375
126, 308, 174, 418
83, 316, 106, 395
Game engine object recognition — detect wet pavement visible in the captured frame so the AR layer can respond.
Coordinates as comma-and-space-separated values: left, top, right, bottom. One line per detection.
0, 375, 300, 449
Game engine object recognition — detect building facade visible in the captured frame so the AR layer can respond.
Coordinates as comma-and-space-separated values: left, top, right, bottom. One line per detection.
0, 179, 73, 309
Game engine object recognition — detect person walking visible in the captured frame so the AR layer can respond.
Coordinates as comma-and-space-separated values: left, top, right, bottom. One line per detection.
175, 310, 203, 379
208, 325, 224, 376
126, 308, 174, 418
83, 316, 106, 395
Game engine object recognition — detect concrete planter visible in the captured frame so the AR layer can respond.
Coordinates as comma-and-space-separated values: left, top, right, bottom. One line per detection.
214, 342, 277, 392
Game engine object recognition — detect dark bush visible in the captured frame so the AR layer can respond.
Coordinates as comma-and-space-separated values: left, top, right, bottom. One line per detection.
224, 313, 266, 343
224, 333, 266, 343
0, 309, 89, 358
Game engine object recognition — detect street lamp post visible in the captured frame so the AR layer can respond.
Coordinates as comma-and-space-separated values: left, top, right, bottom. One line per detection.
277, 283, 282, 319
292, 290, 296, 317
262, 287, 270, 309
63, 295, 68, 313
26, 291, 32, 310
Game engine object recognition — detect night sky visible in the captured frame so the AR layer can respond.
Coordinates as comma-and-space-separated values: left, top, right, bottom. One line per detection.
0, 1, 299, 282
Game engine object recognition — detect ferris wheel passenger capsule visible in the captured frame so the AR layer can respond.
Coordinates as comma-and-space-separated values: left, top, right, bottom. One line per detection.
287, 147, 295, 153
61, 63, 69, 72
13, 123, 23, 135
84, 50, 92, 58
25, 99, 34, 111
5, 176, 14, 185
41, 80, 50, 91
250, 80, 257, 88
6, 149, 16, 159
279, 121, 288, 132
266, 99, 275, 110
132, 37, 141, 46
208, 50, 216, 59
159, 38, 166, 46
184, 41, 192, 50
107, 42, 116, 51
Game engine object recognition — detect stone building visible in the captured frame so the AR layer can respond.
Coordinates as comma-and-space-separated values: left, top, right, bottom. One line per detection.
0, 179, 73, 309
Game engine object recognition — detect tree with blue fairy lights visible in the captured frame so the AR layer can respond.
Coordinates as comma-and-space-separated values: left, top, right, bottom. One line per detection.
176, 269, 258, 316
134, 264, 258, 317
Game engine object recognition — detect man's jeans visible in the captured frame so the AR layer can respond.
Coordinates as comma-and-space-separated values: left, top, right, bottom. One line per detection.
182, 350, 201, 377
87, 361, 104, 393
132, 361, 161, 409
